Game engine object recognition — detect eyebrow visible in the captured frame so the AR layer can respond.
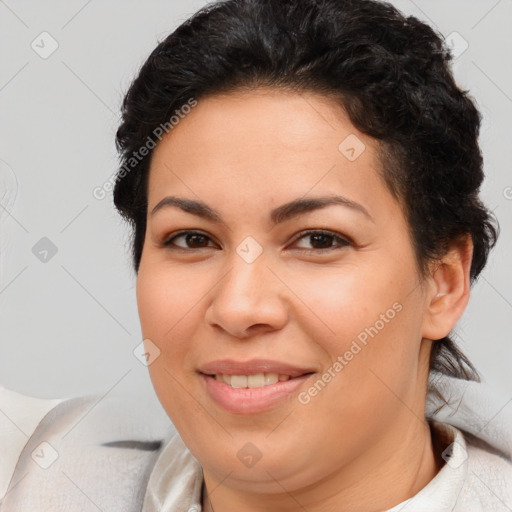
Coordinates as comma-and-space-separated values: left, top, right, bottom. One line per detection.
150, 195, 373, 225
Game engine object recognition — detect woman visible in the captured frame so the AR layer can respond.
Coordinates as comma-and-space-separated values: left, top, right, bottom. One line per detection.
1, 0, 511, 510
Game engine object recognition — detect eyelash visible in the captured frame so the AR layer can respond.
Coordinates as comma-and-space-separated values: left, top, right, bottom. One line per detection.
162, 229, 352, 254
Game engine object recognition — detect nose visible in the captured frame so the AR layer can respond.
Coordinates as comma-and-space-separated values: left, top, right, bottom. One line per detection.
204, 250, 289, 339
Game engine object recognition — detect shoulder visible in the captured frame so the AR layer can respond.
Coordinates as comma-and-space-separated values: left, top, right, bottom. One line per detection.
0, 386, 64, 499
427, 373, 512, 461
0, 385, 173, 509
426, 372, 512, 511
457, 434, 512, 511
425, 373, 512, 511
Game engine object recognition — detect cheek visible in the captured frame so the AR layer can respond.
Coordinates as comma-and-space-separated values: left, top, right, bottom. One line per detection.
301, 257, 425, 396
136, 264, 207, 431
135, 263, 202, 397
292, 260, 413, 346
136, 261, 205, 340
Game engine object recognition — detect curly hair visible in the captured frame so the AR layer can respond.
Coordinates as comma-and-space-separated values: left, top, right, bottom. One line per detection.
113, 0, 499, 402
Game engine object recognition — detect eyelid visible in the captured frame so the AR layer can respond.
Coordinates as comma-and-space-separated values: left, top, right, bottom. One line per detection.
291, 229, 352, 247
162, 230, 218, 249
162, 228, 352, 252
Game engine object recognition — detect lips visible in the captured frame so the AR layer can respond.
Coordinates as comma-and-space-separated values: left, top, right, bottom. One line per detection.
198, 358, 315, 379
198, 359, 316, 414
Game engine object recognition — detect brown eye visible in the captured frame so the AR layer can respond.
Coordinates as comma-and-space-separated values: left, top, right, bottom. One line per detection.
292, 230, 351, 252
163, 231, 216, 249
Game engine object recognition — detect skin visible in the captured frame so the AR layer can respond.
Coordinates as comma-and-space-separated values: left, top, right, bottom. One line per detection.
136, 88, 473, 512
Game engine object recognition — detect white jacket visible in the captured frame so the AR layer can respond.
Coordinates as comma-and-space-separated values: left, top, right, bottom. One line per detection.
1, 372, 511, 511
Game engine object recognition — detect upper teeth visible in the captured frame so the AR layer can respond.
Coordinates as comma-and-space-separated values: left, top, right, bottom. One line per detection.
215, 373, 291, 388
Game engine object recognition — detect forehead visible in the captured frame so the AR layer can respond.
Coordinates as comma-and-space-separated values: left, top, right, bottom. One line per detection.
147, 89, 393, 217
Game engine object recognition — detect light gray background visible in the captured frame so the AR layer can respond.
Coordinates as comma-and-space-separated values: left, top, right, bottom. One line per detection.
0, 0, 510, 400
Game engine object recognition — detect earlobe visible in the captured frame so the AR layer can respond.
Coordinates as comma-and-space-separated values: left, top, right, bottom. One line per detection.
422, 236, 474, 341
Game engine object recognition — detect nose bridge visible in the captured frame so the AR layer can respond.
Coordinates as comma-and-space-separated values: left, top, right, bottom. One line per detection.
220, 241, 274, 305
206, 238, 288, 336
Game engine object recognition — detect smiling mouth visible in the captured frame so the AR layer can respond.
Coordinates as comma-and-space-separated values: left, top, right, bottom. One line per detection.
200, 366, 316, 414
210, 373, 301, 388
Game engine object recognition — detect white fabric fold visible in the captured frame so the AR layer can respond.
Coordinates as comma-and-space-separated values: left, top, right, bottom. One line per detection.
142, 433, 203, 512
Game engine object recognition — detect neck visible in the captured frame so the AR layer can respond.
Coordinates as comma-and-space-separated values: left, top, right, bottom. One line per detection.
202, 415, 442, 512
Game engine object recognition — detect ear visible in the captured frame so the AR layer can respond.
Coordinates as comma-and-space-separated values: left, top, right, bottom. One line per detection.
422, 235, 473, 341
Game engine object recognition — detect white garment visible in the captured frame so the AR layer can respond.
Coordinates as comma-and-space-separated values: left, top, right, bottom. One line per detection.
1, 373, 511, 511
0, 388, 63, 499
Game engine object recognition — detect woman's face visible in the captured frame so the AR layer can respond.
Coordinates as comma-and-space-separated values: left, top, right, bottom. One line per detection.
137, 89, 435, 497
